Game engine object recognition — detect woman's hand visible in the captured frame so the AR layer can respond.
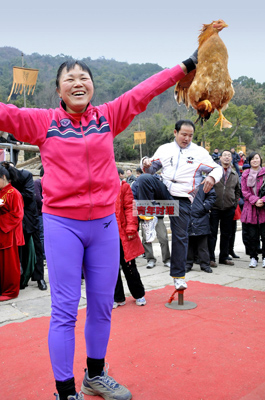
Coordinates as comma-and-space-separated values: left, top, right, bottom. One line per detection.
255, 199, 264, 207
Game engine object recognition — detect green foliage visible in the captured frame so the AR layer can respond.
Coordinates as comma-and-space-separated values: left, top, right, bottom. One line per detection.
194, 103, 257, 152
0, 46, 264, 161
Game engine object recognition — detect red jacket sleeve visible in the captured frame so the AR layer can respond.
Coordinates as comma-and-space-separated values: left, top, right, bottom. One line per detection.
122, 184, 139, 235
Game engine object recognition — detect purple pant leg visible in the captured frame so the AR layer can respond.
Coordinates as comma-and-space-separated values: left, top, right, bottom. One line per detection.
43, 213, 119, 382
83, 215, 120, 359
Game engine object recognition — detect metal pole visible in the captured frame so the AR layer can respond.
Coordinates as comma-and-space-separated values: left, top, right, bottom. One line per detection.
21, 52, 26, 107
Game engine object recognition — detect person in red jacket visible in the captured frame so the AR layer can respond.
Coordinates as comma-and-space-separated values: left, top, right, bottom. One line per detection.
0, 163, 24, 301
0, 50, 197, 400
114, 170, 146, 308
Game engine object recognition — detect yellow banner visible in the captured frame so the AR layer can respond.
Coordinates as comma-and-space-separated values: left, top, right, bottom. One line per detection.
134, 131, 146, 145
7, 67, 39, 102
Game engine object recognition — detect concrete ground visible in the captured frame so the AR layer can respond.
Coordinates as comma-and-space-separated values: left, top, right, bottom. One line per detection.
1, 228, 264, 327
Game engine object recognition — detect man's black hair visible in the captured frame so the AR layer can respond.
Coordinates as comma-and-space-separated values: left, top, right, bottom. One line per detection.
220, 149, 232, 156
174, 120, 195, 133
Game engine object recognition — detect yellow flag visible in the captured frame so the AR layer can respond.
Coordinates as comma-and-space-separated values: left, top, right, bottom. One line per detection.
134, 131, 146, 145
7, 67, 39, 102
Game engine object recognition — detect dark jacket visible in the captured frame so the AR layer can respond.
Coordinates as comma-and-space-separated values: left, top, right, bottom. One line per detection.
188, 183, 216, 236
34, 178, 43, 216
126, 175, 136, 186
213, 168, 240, 210
12, 169, 40, 233
232, 151, 240, 165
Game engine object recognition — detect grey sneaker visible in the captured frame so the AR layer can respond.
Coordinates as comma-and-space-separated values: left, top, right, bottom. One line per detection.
81, 365, 132, 400
146, 260, 156, 269
54, 392, 84, 399
136, 296, 146, 306
142, 216, 158, 242
113, 301, 126, 309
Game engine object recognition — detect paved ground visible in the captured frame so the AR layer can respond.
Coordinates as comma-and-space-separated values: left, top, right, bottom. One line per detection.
1, 229, 264, 327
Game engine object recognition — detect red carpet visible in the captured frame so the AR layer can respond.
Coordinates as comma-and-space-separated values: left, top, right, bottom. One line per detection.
2, 281, 265, 400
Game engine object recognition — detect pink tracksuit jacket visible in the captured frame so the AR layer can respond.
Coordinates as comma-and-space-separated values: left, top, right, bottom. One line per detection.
0, 65, 185, 220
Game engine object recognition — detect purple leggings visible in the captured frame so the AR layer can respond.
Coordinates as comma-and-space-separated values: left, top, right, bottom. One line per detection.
43, 213, 120, 382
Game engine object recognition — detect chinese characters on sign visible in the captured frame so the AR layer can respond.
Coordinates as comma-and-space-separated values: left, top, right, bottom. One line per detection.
133, 200, 179, 217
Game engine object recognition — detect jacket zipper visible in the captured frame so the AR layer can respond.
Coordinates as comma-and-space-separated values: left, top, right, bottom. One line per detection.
80, 121, 93, 219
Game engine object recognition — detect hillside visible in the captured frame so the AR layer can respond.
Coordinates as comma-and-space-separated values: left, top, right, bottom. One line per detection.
0, 46, 265, 161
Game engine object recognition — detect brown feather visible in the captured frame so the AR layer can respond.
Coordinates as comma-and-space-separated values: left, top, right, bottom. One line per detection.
174, 20, 234, 129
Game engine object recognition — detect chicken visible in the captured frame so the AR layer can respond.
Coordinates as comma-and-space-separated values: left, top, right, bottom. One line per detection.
175, 20, 234, 130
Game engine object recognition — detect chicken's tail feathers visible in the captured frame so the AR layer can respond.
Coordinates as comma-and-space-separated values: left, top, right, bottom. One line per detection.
174, 69, 196, 107
195, 113, 211, 126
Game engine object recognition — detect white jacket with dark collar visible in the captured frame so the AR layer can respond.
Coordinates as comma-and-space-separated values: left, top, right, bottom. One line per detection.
141, 140, 222, 202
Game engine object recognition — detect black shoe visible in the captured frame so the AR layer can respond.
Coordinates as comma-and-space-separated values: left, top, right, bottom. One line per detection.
185, 265, 193, 272
37, 279, 47, 290
201, 267, 213, 273
230, 251, 240, 258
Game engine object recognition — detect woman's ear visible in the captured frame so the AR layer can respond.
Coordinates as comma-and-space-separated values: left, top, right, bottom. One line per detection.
56, 88, 62, 98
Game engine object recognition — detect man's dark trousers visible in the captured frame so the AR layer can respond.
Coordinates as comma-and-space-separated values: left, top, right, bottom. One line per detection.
137, 174, 191, 278
208, 207, 235, 262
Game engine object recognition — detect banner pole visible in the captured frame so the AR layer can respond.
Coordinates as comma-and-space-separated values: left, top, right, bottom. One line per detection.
21, 52, 26, 107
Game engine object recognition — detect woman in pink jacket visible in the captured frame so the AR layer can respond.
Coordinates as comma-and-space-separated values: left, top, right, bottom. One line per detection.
241, 152, 265, 268
0, 51, 197, 400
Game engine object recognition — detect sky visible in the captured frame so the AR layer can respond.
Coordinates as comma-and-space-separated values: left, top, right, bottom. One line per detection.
1, 1, 265, 83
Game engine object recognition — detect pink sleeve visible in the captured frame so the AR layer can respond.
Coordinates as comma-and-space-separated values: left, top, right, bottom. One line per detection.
0, 103, 53, 146
104, 65, 185, 136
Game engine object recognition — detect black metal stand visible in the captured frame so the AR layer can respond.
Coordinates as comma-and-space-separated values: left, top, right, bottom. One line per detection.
165, 289, 197, 310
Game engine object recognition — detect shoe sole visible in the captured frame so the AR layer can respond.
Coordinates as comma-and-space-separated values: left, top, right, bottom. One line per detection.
81, 383, 98, 397
81, 383, 132, 400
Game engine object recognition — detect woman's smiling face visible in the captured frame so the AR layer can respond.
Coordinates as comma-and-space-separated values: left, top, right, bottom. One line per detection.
56, 64, 94, 114
250, 154, 261, 169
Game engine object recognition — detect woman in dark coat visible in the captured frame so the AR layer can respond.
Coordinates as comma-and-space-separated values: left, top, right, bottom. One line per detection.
186, 180, 216, 273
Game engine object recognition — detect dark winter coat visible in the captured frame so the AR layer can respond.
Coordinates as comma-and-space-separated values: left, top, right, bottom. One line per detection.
188, 184, 216, 236
12, 169, 40, 233
212, 168, 240, 210
115, 181, 144, 262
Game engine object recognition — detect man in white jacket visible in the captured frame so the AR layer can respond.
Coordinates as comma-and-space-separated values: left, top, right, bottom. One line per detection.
138, 120, 222, 290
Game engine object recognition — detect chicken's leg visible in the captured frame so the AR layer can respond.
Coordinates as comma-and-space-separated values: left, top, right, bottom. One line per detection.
214, 109, 232, 130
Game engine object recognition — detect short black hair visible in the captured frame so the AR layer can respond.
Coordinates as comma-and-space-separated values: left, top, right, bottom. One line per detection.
174, 120, 195, 133
136, 167, 143, 174
248, 152, 262, 166
117, 168, 124, 175
0, 161, 17, 182
220, 149, 232, 156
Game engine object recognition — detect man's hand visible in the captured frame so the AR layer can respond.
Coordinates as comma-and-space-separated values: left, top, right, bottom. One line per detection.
201, 176, 215, 193
142, 158, 153, 168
